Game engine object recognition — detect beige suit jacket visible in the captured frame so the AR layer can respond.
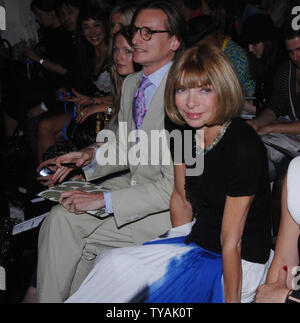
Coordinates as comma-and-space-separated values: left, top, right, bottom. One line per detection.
84, 69, 174, 243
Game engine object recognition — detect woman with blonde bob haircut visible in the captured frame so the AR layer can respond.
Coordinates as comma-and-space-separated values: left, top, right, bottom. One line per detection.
165, 44, 244, 126
66, 44, 273, 304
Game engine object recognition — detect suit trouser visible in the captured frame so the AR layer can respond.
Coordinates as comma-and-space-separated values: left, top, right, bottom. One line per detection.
36, 204, 135, 303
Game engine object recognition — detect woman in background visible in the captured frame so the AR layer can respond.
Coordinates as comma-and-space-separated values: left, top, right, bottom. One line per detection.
36, 3, 111, 163
241, 13, 285, 114
109, 2, 137, 36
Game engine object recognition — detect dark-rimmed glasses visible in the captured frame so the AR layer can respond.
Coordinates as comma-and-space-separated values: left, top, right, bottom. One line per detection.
130, 25, 170, 41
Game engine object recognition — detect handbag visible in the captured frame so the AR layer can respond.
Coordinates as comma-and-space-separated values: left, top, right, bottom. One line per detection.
67, 112, 111, 150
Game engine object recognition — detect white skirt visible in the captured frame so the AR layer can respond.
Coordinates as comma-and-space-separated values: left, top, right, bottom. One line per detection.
66, 222, 273, 303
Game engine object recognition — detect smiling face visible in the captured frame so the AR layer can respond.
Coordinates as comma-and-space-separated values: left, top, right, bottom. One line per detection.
175, 84, 218, 128
113, 33, 135, 76
82, 18, 105, 47
165, 45, 244, 128
131, 9, 180, 75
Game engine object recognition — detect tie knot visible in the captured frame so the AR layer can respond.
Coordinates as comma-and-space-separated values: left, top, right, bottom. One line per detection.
139, 76, 152, 90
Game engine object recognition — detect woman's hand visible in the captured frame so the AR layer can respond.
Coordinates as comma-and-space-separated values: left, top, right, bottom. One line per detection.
255, 267, 290, 303
76, 105, 99, 123
65, 88, 94, 109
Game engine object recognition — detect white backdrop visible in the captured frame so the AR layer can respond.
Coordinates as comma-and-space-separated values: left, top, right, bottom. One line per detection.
0, 0, 38, 45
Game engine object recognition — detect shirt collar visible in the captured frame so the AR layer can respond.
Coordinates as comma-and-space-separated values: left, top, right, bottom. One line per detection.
143, 61, 172, 87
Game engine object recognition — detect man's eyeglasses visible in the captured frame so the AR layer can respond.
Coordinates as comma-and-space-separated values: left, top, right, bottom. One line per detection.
130, 25, 170, 41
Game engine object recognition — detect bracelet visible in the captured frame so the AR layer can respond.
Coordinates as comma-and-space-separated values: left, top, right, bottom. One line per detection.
39, 58, 44, 65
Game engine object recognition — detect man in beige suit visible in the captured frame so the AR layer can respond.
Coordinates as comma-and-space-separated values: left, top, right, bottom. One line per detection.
35, 0, 186, 303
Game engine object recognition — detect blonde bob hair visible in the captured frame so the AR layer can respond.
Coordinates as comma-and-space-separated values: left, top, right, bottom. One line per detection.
165, 44, 244, 126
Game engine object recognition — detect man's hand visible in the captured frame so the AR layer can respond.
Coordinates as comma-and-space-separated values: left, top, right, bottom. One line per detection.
58, 190, 105, 214
255, 267, 290, 303
36, 149, 96, 186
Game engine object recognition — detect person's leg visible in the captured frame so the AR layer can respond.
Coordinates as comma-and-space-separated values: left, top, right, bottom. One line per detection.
37, 113, 70, 163
36, 204, 134, 303
69, 215, 135, 296
3, 111, 18, 136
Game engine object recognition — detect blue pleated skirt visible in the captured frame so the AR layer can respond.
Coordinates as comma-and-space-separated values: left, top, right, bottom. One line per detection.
143, 237, 224, 303
66, 222, 272, 303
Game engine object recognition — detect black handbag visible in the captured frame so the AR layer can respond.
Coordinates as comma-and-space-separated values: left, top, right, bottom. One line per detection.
67, 112, 111, 150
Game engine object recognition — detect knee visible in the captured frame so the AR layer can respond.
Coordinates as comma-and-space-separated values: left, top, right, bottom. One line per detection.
38, 118, 55, 137
41, 204, 72, 233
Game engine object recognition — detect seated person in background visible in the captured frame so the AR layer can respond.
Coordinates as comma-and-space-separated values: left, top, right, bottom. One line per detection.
66, 44, 273, 304
109, 2, 138, 36
55, 0, 82, 35
186, 14, 256, 108
24, 0, 75, 119
246, 17, 300, 183
255, 156, 300, 303
1, 0, 75, 136
247, 18, 300, 136
67, 26, 141, 125
219, 0, 263, 42
241, 13, 285, 116
35, 0, 186, 303
26, 0, 74, 78
36, 4, 112, 163
174, 0, 203, 21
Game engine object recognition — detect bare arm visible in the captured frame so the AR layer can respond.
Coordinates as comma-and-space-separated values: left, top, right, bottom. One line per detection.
266, 175, 300, 287
258, 120, 300, 135
25, 48, 67, 75
221, 195, 254, 303
170, 164, 193, 227
255, 175, 300, 303
247, 108, 277, 132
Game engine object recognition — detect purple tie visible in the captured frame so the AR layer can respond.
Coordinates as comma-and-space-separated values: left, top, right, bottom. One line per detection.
133, 76, 152, 129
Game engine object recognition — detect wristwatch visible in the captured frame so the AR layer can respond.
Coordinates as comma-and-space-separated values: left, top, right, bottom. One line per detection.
106, 105, 113, 114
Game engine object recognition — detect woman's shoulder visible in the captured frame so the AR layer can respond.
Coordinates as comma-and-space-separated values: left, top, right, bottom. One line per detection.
225, 119, 268, 168
227, 118, 265, 150
224, 38, 247, 60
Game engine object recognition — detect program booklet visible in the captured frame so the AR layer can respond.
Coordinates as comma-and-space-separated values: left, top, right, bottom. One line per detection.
38, 181, 110, 218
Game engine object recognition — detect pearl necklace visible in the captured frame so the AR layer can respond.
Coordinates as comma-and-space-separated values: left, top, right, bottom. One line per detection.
195, 120, 230, 156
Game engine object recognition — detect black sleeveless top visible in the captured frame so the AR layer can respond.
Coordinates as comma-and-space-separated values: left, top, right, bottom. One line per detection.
182, 119, 272, 264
